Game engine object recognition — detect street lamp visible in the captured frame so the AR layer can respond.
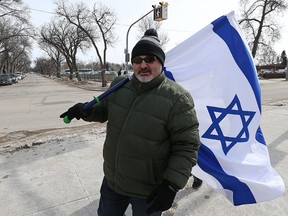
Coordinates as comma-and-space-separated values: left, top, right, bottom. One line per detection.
124, 2, 168, 72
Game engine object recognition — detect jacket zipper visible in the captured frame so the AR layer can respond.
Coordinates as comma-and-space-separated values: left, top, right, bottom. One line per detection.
113, 89, 141, 190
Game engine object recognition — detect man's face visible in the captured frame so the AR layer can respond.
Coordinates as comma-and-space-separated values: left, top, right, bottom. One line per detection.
132, 55, 162, 83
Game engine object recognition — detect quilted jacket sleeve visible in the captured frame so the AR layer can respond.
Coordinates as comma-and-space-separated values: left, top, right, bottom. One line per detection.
82, 75, 128, 123
163, 92, 200, 189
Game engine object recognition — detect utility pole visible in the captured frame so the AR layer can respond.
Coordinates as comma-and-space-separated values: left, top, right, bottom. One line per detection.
124, 2, 168, 73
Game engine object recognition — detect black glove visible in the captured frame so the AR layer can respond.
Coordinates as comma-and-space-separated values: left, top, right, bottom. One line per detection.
60, 103, 91, 121
146, 180, 178, 214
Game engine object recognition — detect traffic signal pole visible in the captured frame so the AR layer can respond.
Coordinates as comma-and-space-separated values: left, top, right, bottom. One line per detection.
124, 2, 168, 73
124, 9, 154, 73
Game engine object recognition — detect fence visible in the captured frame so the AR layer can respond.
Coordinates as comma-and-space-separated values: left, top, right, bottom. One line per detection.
62, 71, 117, 82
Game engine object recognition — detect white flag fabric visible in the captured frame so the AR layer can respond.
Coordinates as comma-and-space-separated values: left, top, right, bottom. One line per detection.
164, 11, 285, 206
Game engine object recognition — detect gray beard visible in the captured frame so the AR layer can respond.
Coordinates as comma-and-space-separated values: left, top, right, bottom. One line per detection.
135, 74, 154, 83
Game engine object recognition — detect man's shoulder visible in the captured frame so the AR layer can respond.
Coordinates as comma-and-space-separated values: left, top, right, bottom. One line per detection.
164, 77, 189, 93
111, 75, 129, 86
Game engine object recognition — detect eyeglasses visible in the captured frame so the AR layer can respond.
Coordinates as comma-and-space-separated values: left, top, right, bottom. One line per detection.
131, 56, 157, 64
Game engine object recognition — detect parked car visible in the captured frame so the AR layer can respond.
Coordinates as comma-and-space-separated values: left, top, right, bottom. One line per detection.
275, 69, 286, 73
14, 72, 24, 80
9, 73, 18, 83
0, 74, 13, 85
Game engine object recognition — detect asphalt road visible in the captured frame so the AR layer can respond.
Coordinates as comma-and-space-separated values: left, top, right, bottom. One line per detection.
0, 73, 287, 216
1, 73, 287, 137
259, 78, 288, 105
0, 73, 102, 137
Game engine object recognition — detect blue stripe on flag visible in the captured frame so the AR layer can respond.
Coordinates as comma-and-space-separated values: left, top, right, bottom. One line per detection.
165, 11, 284, 206
255, 127, 266, 144
196, 15, 264, 205
211, 16, 261, 112
211, 15, 266, 146
198, 143, 256, 205
163, 67, 175, 81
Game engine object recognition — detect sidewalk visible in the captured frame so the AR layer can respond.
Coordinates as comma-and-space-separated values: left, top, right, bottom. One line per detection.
52, 76, 110, 92
0, 80, 287, 216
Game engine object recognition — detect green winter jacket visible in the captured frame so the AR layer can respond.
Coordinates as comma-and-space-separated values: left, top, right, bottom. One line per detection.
84, 72, 200, 198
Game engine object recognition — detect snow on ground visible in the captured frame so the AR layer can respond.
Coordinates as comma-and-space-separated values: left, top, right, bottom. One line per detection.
1, 122, 286, 216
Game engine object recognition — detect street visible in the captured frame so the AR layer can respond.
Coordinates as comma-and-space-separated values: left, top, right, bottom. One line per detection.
0, 73, 287, 216
0, 74, 103, 137
260, 78, 288, 105
0, 73, 287, 137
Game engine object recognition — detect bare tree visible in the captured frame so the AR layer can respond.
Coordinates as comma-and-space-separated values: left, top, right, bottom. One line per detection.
12, 51, 31, 72
239, 0, 287, 58
34, 57, 56, 76
39, 42, 65, 78
0, 0, 31, 47
0, 20, 32, 73
0, 0, 29, 23
39, 18, 90, 81
137, 16, 169, 49
56, 0, 117, 87
256, 45, 278, 65
0, 0, 32, 73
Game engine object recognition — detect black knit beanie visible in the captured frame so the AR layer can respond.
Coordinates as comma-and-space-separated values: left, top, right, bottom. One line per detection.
131, 29, 165, 66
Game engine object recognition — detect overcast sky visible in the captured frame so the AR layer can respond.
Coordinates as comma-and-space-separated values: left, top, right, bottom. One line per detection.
23, 0, 288, 65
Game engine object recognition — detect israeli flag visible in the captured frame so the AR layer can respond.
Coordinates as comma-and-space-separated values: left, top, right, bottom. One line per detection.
164, 11, 285, 206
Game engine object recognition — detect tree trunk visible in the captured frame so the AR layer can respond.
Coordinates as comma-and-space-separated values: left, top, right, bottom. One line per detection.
56, 62, 61, 78
101, 69, 107, 87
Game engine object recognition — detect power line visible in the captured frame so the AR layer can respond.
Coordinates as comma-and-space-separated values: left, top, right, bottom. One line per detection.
115, 23, 192, 33
28, 8, 192, 34
29, 7, 56, 15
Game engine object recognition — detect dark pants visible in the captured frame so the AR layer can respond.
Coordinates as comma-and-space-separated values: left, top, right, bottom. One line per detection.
97, 177, 162, 216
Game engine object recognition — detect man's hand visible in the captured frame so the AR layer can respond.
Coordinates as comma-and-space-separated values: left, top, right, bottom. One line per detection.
60, 103, 90, 121
146, 180, 177, 214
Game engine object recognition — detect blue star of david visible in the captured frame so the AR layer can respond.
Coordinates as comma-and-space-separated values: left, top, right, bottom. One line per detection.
202, 95, 256, 155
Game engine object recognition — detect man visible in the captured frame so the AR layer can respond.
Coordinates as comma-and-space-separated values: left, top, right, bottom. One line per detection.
60, 29, 200, 215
